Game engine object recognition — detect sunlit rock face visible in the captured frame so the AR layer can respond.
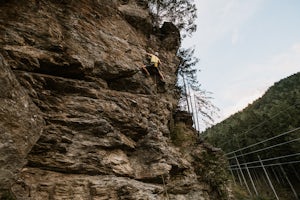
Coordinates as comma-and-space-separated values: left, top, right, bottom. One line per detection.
0, 0, 229, 199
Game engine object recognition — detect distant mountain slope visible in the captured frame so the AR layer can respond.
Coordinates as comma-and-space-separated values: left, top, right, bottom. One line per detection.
204, 72, 300, 156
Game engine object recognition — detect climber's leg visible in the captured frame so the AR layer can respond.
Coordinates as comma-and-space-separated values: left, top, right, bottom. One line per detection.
141, 65, 150, 76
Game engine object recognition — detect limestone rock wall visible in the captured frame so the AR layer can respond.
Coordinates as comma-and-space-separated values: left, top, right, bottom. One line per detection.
0, 0, 229, 199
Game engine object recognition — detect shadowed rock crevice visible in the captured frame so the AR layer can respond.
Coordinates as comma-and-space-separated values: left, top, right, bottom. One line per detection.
34, 59, 84, 80
107, 75, 149, 94
4, 49, 87, 80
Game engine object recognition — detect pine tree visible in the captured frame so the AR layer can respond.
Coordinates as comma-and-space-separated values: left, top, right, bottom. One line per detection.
177, 47, 219, 129
148, 0, 197, 37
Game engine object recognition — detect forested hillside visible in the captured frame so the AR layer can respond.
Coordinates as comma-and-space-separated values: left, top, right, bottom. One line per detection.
204, 72, 300, 157
204, 72, 300, 199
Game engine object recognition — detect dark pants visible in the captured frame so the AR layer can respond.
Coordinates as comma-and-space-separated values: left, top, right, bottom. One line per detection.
145, 64, 159, 76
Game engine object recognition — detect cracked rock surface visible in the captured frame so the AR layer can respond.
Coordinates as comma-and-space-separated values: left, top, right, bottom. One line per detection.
0, 0, 229, 199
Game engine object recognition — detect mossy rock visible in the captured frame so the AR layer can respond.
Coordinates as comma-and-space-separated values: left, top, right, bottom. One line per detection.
171, 122, 197, 148
0, 190, 15, 200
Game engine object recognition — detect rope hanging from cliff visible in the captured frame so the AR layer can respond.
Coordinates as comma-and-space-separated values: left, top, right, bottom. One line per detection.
161, 175, 170, 200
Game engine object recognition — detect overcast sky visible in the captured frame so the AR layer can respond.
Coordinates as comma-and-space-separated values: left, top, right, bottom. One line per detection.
183, 0, 300, 128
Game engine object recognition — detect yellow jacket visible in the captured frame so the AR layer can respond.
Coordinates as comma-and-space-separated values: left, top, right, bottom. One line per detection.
149, 54, 161, 68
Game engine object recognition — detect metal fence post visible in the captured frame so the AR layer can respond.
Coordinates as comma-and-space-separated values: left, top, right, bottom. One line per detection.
258, 155, 279, 200
229, 167, 236, 185
236, 168, 243, 185
271, 166, 281, 184
253, 169, 261, 188
276, 165, 286, 184
235, 154, 252, 196
245, 164, 258, 196
290, 164, 300, 182
279, 164, 298, 200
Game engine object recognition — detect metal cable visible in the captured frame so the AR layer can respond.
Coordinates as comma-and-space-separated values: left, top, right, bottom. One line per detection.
226, 127, 300, 156
230, 160, 300, 170
227, 137, 300, 160
230, 152, 300, 168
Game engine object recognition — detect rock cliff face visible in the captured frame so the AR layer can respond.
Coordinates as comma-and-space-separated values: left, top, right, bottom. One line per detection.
0, 0, 229, 199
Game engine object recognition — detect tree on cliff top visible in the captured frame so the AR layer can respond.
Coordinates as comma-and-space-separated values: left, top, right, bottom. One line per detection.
177, 48, 219, 128
148, 0, 197, 37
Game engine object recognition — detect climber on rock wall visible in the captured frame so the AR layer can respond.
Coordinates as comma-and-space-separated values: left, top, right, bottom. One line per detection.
140, 52, 165, 83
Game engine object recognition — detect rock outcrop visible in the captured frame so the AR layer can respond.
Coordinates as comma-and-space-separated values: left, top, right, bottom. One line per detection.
0, 0, 229, 199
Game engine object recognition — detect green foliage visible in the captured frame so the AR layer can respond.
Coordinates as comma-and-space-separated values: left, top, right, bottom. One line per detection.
203, 72, 300, 158
231, 185, 269, 200
0, 190, 15, 200
193, 147, 229, 199
177, 47, 199, 89
171, 122, 196, 147
231, 184, 250, 200
176, 48, 220, 127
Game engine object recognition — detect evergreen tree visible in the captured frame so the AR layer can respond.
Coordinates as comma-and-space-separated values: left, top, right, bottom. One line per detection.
148, 0, 197, 37
177, 47, 199, 89
177, 47, 219, 128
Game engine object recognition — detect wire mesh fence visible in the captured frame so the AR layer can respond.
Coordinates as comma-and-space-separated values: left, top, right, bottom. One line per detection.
226, 127, 300, 199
